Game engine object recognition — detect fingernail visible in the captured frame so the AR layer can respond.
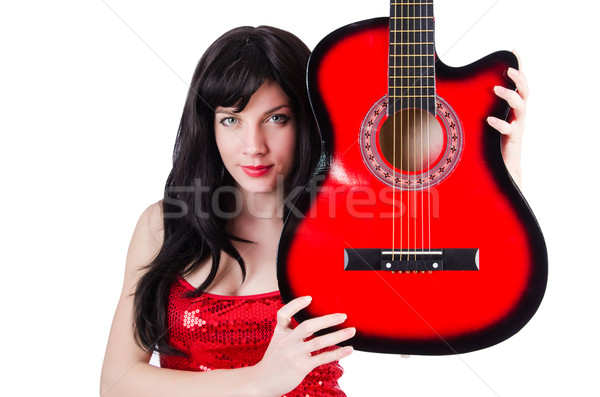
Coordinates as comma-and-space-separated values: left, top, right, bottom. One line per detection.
494, 85, 506, 94
508, 67, 517, 75
343, 346, 354, 354
487, 117, 497, 125
336, 313, 347, 322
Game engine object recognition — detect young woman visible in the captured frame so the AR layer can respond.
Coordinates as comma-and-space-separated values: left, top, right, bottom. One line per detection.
101, 26, 528, 397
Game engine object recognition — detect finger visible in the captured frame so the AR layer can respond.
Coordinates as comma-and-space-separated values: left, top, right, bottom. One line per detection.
276, 296, 312, 330
294, 313, 348, 341
512, 50, 526, 78
508, 51, 529, 100
507, 67, 529, 101
304, 327, 356, 354
310, 346, 354, 368
487, 117, 514, 136
493, 85, 526, 119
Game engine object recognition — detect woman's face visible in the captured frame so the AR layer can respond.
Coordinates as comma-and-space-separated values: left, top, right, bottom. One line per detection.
214, 81, 297, 195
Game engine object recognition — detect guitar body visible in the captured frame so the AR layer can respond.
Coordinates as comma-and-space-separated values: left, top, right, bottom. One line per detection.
277, 18, 547, 355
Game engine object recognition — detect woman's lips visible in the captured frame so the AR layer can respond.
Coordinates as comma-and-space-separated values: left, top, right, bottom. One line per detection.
241, 165, 273, 177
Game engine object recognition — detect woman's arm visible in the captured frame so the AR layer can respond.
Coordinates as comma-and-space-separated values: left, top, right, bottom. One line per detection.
100, 202, 354, 397
487, 51, 529, 188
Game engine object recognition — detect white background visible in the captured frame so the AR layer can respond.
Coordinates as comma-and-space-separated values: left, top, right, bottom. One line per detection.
1, 0, 598, 396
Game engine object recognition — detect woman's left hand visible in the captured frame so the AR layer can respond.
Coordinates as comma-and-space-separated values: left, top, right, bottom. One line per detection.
487, 51, 529, 188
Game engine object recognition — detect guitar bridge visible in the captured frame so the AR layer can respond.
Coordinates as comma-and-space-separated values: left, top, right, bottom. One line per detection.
343, 248, 479, 272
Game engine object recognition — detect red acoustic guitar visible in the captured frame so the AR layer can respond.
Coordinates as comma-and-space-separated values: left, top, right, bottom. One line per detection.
278, 0, 547, 355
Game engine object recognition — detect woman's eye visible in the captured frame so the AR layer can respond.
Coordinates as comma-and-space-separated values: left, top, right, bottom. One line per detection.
220, 117, 238, 126
269, 114, 289, 124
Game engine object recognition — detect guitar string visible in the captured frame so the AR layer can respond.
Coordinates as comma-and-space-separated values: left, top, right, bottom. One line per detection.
421, 0, 431, 266
397, 0, 403, 262
406, 0, 412, 265
419, 0, 424, 266
401, 0, 405, 262
427, 0, 432, 266
427, 0, 433, 262
415, 1, 420, 266
408, 1, 413, 264
399, 0, 404, 262
419, 0, 425, 266
408, 2, 418, 266
391, 0, 397, 262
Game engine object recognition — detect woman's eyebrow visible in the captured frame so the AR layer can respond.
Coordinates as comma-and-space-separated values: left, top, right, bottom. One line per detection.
215, 104, 292, 116
262, 104, 292, 116
214, 108, 236, 115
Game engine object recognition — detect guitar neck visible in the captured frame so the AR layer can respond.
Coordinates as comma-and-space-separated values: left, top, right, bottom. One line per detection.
388, 0, 436, 114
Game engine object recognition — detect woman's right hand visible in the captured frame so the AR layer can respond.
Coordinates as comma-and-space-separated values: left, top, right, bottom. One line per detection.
252, 296, 355, 397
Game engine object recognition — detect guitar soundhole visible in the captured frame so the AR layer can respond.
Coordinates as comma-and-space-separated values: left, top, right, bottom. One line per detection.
359, 95, 464, 190
379, 109, 444, 172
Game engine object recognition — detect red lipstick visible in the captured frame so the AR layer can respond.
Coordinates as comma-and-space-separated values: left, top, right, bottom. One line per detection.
241, 165, 273, 177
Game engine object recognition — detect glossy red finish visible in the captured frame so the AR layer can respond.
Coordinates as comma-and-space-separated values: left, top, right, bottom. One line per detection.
278, 19, 547, 355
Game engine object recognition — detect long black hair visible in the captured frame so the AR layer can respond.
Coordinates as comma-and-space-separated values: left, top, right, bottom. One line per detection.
133, 26, 321, 355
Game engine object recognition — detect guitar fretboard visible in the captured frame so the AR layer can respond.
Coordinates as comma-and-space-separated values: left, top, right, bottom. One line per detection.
388, 0, 436, 114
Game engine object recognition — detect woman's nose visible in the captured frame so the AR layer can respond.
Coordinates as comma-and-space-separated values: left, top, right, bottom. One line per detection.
243, 124, 268, 156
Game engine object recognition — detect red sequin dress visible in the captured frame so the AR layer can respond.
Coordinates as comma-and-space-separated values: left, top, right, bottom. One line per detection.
160, 277, 345, 396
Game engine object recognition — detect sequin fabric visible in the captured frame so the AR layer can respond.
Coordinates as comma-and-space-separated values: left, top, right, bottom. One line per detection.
160, 277, 346, 397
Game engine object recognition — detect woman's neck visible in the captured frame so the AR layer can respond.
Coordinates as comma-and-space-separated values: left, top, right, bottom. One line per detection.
238, 187, 285, 220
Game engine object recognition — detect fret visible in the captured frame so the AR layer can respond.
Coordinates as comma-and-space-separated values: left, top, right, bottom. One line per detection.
389, 55, 434, 67
389, 43, 434, 48
389, 67, 435, 73
390, 4, 433, 8
390, 20, 434, 26
390, 42, 434, 45
390, 87, 435, 95
390, 54, 434, 57
389, 97, 437, 115
389, 78, 435, 86
390, 77, 434, 82
389, 5, 434, 17
390, 3, 434, 13
389, 45, 435, 54
390, 20, 434, 31
389, 32, 435, 45
389, 72, 434, 79
390, 29, 433, 32
390, 2, 434, 8
390, 34, 434, 43
390, 65, 434, 72
390, 51, 435, 57
389, 50, 434, 55
389, 95, 436, 98
389, 86, 434, 89
390, 16, 434, 22
389, 65, 435, 68
390, 73, 435, 77
390, 78, 435, 84
390, 16, 434, 19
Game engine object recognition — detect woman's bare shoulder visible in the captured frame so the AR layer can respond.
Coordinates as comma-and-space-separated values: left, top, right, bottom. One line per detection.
140, 200, 164, 234
123, 200, 165, 284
